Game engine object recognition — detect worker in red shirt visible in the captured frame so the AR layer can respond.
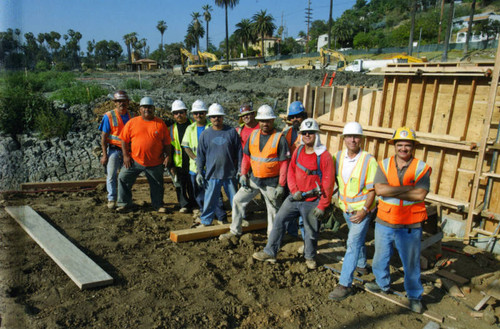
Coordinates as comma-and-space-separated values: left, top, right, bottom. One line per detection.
235, 104, 260, 149
253, 118, 335, 270
116, 97, 171, 213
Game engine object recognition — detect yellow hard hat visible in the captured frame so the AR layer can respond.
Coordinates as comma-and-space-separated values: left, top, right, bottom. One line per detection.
389, 127, 418, 144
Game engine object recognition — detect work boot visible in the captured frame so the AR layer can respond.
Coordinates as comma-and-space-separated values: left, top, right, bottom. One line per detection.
179, 207, 189, 213
305, 258, 317, 270
365, 282, 389, 294
409, 299, 423, 314
156, 207, 168, 214
217, 219, 228, 225
356, 266, 370, 276
219, 232, 239, 241
242, 219, 250, 227
297, 245, 304, 254
252, 250, 276, 264
328, 285, 354, 301
192, 209, 201, 218
107, 201, 116, 209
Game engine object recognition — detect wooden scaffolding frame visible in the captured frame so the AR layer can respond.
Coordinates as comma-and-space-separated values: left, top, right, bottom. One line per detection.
287, 49, 500, 246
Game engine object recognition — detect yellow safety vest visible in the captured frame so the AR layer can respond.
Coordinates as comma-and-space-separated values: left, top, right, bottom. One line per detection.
170, 120, 192, 168
335, 150, 378, 212
181, 121, 210, 173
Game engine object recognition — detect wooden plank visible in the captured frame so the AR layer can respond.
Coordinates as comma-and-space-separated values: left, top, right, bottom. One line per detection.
428, 78, 439, 133
421, 232, 444, 251
465, 40, 500, 243
445, 78, 459, 134
20, 176, 172, 190
388, 76, 398, 127
415, 77, 427, 131
341, 85, 351, 122
4, 206, 113, 289
368, 90, 377, 126
170, 219, 267, 243
433, 150, 445, 194
355, 86, 364, 122
328, 86, 336, 121
462, 78, 477, 140
436, 269, 469, 285
450, 153, 462, 198
474, 294, 491, 311
401, 77, 412, 127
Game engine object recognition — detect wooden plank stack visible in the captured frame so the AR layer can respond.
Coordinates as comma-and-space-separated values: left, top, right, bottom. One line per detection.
288, 60, 500, 245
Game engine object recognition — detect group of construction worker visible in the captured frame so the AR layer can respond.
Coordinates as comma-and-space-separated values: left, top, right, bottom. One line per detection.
99, 90, 431, 314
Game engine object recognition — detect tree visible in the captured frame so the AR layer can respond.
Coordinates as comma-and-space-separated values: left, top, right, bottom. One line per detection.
474, 18, 500, 49
202, 5, 212, 51
123, 32, 137, 63
251, 9, 275, 59
190, 12, 204, 53
214, 0, 240, 64
157, 20, 167, 51
234, 19, 254, 57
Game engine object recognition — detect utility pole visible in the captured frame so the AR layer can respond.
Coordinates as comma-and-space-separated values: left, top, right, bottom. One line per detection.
305, 0, 312, 53
408, 0, 417, 56
442, 0, 454, 62
438, 0, 445, 44
327, 0, 333, 50
464, 0, 476, 55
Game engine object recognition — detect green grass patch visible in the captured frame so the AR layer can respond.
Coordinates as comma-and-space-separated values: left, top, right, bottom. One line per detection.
49, 83, 108, 106
120, 79, 152, 90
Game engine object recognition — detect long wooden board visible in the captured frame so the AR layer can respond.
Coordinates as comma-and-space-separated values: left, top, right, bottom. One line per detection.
5, 206, 113, 289
170, 219, 267, 243
20, 176, 172, 190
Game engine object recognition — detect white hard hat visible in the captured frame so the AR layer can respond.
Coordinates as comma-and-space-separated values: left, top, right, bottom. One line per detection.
207, 103, 225, 116
342, 122, 363, 136
191, 99, 207, 112
255, 105, 276, 120
300, 118, 320, 132
171, 100, 187, 112
140, 96, 154, 106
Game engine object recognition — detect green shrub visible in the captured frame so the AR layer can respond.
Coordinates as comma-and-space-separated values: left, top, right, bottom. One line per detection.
35, 60, 50, 71
34, 107, 73, 139
120, 79, 152, 90
49, 83, 108, 106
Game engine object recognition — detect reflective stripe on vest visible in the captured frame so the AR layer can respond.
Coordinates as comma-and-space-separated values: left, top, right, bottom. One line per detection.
377, 156, 432, 225
105, 110, 129, 147
249, 130, 281, 178
182, 122, 210, 173
284, 126, 301, 154
295, 145, 322, 180
170, 121, 192, 167
336, 150, 375, 211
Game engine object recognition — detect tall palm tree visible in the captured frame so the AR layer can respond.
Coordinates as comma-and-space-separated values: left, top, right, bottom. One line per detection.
234, 19, 254, 57
202, 5, 212, 51
251, 10, 275, 60
215, 0, 239, 64
123, 32, 137, 63
157, 20, 167, 51
190, 12, 205, 53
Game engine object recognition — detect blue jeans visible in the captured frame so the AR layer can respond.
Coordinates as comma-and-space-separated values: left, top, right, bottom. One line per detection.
372, 222, 423, 300
190, 173, 226, 221
106, 147, 123, 201
117, 161, 165, 210
200, 178, 237, 225
264, 196, 320, 260
339, 211, 372, 287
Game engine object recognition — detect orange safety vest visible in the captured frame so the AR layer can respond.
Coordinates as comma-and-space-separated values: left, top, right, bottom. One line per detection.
283, 126, 301, 154
377, 156, 432, 225
105, 109, 130, 147
249, 129, 282, 178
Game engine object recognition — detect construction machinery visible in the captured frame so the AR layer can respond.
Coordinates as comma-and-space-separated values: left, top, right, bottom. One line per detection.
198, 51, 231, 72
320, 48, 348, 70
174, 48, 208, 75
388, 53, 428, 63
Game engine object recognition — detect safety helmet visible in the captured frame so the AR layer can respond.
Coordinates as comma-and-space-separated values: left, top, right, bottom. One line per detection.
255, 105, 276, 120
113, 90, 129, 101
238, 104, 255, 117
342, 122, 363, 136
139, 96, 154, 107
171, 100, 188, 112
389, 126, 418, 144
300, 118, 320, 133
191, 99, 207, 113
207, 103, 226, 116
288, 101, 305, 116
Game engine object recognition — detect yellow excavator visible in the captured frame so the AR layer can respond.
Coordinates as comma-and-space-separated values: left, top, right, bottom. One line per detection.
320, 48, 348, 71
174, 48, 208, 75
198, 51, 232, 72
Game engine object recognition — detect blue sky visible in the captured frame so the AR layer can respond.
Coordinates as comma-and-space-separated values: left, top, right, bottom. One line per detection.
2, 0, 357, 52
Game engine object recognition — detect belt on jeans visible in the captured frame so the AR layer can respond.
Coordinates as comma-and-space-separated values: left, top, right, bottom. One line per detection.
109, 145, 121, 150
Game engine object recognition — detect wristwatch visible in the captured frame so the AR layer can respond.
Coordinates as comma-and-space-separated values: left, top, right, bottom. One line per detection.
362, 206, 368, 212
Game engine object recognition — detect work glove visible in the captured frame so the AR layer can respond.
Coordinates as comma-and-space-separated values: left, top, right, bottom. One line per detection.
196, 173, 205, 187
308, 207, 325, 223
173, 174, 181, 188
273, 185, 285, 201
239, 174, 248, 188
292, 191, 304, 201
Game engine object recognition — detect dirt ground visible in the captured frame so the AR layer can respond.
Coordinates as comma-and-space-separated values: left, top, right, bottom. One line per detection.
1, 183, 500, 329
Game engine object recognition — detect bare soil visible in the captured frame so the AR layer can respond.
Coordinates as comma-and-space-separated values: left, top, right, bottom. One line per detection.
1, 184, 499, 329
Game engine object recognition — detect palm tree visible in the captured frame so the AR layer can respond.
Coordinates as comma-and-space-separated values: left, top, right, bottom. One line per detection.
202, 5, 212, 51
234, 19, 254, 57
191, 12, 204, 53
215, 0, 240, 64
251, 10, 275, 60
157, 20, 167, 51
123, 32, 137, 63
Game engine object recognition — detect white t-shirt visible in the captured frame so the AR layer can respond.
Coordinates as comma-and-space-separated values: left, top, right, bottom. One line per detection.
341, 150, 362, 184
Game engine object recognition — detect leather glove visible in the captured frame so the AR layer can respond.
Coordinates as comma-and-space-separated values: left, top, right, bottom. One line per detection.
292, 191, 304, 201
308, 207, 325, 223
239, 174, 248, 188
196, 173, 205, 187
273, 185, 285, 200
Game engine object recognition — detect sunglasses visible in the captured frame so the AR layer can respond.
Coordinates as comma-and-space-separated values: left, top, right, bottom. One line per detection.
173, 111, 186, 116
210, 115, 223, 119
289, 115, 302, 119
192, 112, 206, 116
301, 131, 315, 136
